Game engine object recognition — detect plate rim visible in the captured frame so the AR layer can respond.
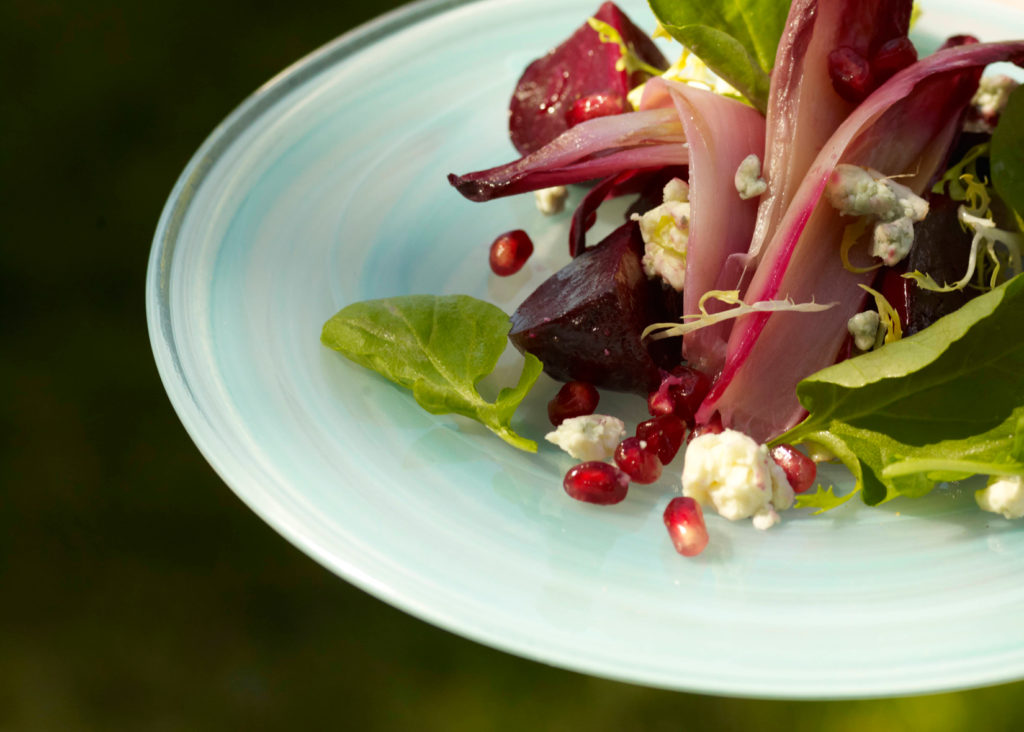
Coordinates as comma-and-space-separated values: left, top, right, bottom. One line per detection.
146, 0, 1024, 700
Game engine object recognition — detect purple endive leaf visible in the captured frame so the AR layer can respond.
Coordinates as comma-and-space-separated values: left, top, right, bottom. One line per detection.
639, 79, 765, 375
568, 167, 687, 256
448, 108, 687, 202
750, 0, 913, 264
698, 41, 1024, 442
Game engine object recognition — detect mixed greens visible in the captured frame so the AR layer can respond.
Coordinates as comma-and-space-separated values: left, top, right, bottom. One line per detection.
323, 0, 1024, 524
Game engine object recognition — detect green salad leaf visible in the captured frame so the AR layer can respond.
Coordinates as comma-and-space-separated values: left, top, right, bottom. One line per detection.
794, 483, 858, 514
647, 0, 790, 113
776, 274, 1024, 507
991, 84, 1024, 217
322, 295, 542, 452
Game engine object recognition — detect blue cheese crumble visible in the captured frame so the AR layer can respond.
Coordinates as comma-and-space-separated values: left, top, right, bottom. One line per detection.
545, 414, 626, 461
534, 185, 569, 215
734, 154, 768, 200
847, 310, 882, 352
681, 429, 794, 529
976, 474, 1024, 519
632, 177, 690, 291
826, 164, 929, 266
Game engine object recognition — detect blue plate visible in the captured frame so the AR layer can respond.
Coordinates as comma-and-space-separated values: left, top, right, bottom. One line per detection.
147, 0, 1024, 698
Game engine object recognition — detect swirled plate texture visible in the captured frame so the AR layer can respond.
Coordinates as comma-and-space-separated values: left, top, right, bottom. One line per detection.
147, 0, 1024, 698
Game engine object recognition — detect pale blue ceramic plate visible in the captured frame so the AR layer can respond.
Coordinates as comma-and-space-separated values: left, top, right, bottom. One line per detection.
147, 0, 1024, 698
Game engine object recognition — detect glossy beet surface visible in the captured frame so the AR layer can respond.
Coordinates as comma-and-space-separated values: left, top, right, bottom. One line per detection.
508, 2, 667, 155
879, 192, 980, 336
509, 221, 681, 394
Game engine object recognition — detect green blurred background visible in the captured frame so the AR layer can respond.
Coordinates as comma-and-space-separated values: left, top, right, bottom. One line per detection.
3, 0, 1024, 729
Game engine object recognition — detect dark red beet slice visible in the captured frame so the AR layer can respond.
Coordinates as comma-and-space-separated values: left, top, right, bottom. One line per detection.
509, 2, 668, 156
509, 220, 681, 394
877, 192, 981, 336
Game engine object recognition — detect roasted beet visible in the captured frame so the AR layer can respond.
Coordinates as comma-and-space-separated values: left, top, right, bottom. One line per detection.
508, 2, 668, 156
877, 193, 979, 336
509, 221, 680, 394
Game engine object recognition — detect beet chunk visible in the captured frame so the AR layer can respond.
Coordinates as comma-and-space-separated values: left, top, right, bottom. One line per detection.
508, 2, 668, 156
509, 221, 680, 394
879, 193, 980, 336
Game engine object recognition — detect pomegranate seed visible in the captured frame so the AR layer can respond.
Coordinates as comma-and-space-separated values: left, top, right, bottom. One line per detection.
566, 92, 626, 127
489, 229, 534, 276
563, 461, 630, 505
870, 37, 918, 84
827, 46, 874, 103
770, 444, 817, 494
691, 413, 724, 439
647, 366, 711, 424
547, 381, 600, 426
663, 497, 709, 557
646, 387, 676, 417
636, 414, 686, 465
614, 437, 662, 484
939, 35, 979, 51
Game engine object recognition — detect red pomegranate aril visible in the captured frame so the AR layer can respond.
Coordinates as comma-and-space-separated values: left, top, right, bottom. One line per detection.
547, 380, 600, 426
770, 444, 817, 494
489, 229, 534, 276
614, 437, 662, 484
566, 92, 627, 128
636, 414, 686, 465
647, 366, 711, 424
871, 37, 918, 84
691, 413, 724, 439
663, 497, 709, 557
563, 461, 630, 505
827, 46, 874, 103
646, 387, 676, 417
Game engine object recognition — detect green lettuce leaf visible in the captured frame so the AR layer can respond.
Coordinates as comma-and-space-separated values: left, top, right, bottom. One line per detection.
776, 274, 1024, 507
991, 84, 1024, 217
647, 0, 790, 113
322, 295, 542, 452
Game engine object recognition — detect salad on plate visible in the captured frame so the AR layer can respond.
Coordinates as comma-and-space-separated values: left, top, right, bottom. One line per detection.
321, 0, 1024, 556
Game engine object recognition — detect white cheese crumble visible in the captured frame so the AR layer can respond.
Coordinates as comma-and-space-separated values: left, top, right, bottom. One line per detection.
681, 429, 794, 529
847, 310, 882, 352
965, 74, 1020, 132
734, 154, 768, 200
975, 474, 1024, 519
752, 506, 780, 530
872, 216, 916, 266
545, 414, 626, 461
534, 185, 569, 215
826, 164, 929, 266
631, 177, 690, 291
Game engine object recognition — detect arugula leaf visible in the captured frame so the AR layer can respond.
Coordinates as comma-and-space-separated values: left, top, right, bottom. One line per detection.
991, 84, 1024, 217
794, 484, 858, 515
647, 0, 791, 113
776, 274, 1024, 507
780, 274, 1024, 444
322, 295, 542, 452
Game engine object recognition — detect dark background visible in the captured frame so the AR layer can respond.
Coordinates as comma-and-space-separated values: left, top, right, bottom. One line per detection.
4, 0, 1024, 728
